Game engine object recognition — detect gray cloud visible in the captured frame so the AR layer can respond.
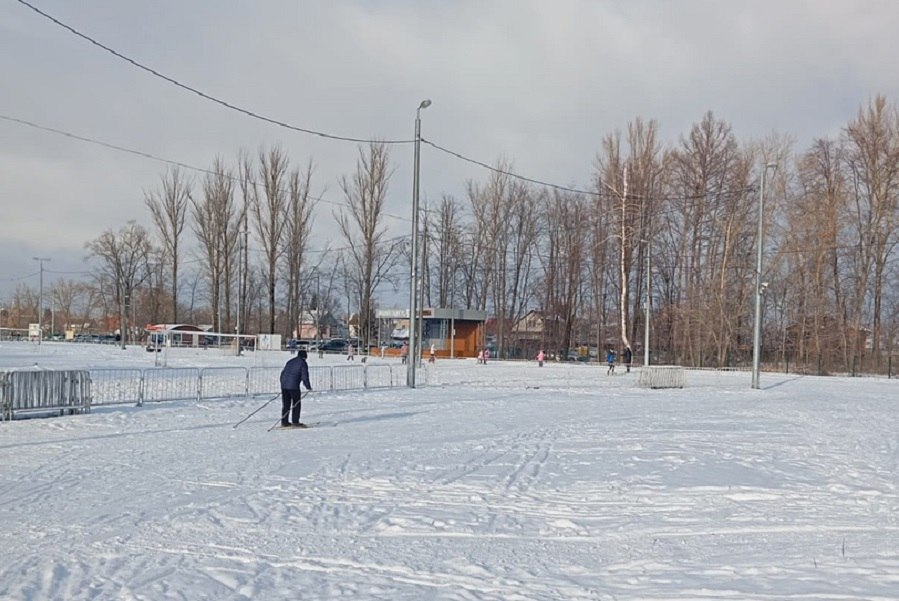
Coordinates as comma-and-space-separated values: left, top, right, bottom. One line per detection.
2, 0, 899, 298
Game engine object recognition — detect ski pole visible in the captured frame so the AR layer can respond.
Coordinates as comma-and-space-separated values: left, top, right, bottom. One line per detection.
267, 390, 308, 431
233, 393, 279, 429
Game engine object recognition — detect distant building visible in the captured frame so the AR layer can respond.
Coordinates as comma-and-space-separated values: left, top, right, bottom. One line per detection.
376, 307, 487, 359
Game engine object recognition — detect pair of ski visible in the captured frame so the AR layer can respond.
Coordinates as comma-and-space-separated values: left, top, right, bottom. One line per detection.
233, 392, 319, 431
273, 422, 310, 430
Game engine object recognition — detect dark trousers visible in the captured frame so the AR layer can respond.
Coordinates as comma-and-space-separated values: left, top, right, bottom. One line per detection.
281, 389, 302, 424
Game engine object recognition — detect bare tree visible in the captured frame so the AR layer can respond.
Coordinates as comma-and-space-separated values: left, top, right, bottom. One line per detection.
144, 167, 190, 322
336, 142, 400, 350
190, 157, 237, 332
430, 194, 466, 308
539, 190, 590, 357
50, 279, 85, 335
85, 221, 154, 348
662, 112, 753, 366
283, 161, 317, 339
596, 119, 668, 360
843, 95, 899, 369
252, 146, 291, 334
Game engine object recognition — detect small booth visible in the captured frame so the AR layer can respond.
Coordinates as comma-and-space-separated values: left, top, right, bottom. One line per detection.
145, 324, 206, 350
376, 308, 487, 359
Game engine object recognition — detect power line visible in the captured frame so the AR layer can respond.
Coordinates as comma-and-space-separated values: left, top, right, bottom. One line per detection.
17, 1, 764, 205
15, 0, 762, 208
421, 138, 603, 198
0, 113, 413, 225
422, 137, 755, 203
14, 0, 414, 146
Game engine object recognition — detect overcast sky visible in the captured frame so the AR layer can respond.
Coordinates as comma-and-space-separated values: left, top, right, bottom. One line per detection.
2, 0, 898, 303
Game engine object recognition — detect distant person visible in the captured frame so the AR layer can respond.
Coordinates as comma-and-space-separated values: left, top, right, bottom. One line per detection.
623, 346, 633, 373
606, 348, 616, 375
477, 349, 484, 364
429, 343, 436, 363
347, 345, 355, 361
537, 349, 545, 367
483, 348, 490, 364
279, 349, 312, 427
400, 341, 408, 365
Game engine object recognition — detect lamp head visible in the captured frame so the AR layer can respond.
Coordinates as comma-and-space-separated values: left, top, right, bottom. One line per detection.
419, 99, 432, 110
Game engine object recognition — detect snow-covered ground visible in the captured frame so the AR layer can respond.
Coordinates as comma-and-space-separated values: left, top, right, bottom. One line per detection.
1, 342, 898, 600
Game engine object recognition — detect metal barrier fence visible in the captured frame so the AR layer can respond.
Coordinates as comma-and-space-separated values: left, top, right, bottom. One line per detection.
0, 370, 91, 420
91, 368, 143, 405
2, 362, 428, 419
142, 368, 201, 404
364, 364, 395, 389
200, 367, 249, 400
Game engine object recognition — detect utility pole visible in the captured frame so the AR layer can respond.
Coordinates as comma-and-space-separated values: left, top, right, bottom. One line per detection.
33, 257, 50, 345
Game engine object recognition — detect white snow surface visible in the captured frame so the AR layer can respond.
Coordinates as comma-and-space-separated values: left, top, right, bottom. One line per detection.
2, 343, 899, 600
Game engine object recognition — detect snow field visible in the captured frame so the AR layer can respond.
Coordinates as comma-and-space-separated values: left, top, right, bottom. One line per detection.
1, 344, 898, 599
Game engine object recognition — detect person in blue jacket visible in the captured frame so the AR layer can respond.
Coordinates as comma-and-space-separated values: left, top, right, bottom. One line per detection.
606, 348, 617, 375
279, 349, 312, 427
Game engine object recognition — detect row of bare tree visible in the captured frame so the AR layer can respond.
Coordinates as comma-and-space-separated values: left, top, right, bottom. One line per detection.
4, 97, 898, 372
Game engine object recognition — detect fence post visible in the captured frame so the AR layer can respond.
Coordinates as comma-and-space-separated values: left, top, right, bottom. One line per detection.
137, 370, 144, 407
244, 367, 250, 397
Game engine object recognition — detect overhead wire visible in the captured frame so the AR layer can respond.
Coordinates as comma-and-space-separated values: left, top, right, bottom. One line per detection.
14, 3, 893, 279
13, 0, 414, 145
0, 113, 413, 225
16, 0, 755, 206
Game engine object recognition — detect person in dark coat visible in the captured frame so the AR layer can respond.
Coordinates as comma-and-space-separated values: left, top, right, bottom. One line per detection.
279, 349, 312, 427
623, 346, 633, 373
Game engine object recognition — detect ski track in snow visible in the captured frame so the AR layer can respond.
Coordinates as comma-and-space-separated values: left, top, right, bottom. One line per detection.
1, 346, 898, 599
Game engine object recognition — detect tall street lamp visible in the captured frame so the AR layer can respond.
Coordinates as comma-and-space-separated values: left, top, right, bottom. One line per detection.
33, 257, 50, 345
408, 99, 431, 388
752, 163, 777, 389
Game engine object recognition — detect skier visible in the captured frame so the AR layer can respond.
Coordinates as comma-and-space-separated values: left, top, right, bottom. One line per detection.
429, 343, 436, 363
537, 349, 545, 367
483, 348, 490, 364
400, 341, 408, 365
347, 345, 355, 361
477, 349, 484, 364
606, 348, 616, 375
279, 349, 312, 427
623, 346, 633, 373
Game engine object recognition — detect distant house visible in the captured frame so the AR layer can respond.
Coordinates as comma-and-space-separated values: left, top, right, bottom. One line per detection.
296, 310, 341, 340
512, 310, 545, 342
508, 310, 548, 358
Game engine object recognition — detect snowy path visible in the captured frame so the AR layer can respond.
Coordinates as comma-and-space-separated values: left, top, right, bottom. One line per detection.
1, 357, 898, 599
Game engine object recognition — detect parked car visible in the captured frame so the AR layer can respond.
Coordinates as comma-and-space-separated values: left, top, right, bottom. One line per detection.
318, 339, 348, 352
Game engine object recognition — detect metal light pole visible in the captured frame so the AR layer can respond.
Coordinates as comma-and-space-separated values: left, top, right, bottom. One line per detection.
33, 257, 50, 345
644, 238, 651, 367
315, 270, 322, 357
752, 163, 777, 389
408, 99, 431, 388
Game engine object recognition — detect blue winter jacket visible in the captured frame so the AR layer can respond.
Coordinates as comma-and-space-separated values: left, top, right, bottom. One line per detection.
280, 356, 312, 390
